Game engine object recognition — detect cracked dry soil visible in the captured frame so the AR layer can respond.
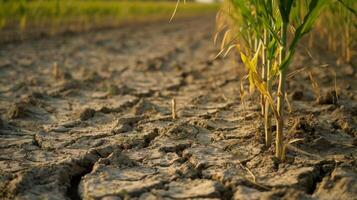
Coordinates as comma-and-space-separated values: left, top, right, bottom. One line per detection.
0, 15, 357, 200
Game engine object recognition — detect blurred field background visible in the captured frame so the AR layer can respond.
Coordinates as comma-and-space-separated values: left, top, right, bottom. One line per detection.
0, 0, 219, 43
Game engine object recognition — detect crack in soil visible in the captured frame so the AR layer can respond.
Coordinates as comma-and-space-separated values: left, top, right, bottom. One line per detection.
309, 161, 336, 194
66, 164, 94, 200
64, 127, 161, 200
1, 14, 357, 200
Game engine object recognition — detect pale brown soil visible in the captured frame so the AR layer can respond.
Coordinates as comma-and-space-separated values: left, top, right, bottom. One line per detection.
0, 15, 356, 200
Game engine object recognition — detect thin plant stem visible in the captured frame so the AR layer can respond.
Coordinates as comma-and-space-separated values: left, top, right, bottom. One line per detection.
172, 98, 177, 120
261, 30, 267, 117
264, 59, 272, 147
276, 22, 288, 160
262, 29, 272, 147
345, 26, 351, 62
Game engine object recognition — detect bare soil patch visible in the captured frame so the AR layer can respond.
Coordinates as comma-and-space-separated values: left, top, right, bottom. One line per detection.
0, 15, 356, 200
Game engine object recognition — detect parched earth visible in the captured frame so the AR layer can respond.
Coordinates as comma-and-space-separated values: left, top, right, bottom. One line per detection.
0, 15, 356, 200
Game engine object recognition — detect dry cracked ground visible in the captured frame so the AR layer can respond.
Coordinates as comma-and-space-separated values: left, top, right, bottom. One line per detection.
0, 15, 357, 200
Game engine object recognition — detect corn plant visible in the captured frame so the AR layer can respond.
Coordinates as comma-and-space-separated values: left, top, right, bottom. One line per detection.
217, 0, 280, 148
316, 0, 357, 62
0, 0, 218, 37
218, 0, 335, 160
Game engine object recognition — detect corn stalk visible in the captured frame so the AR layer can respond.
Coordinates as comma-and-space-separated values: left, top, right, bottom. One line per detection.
219, 0, 332, 160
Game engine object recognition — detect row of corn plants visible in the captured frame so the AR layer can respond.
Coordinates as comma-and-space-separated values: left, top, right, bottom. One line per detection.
217, 0, 355, 160
0, 1, 218, 34
314, 0, 356, 63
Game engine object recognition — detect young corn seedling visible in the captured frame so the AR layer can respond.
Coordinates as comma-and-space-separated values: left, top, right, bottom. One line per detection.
171, 98, 177, 120
219, 0, 331, 160
52, 62, 61, 80
171, 0, 354, 160
217, 0, 279, 147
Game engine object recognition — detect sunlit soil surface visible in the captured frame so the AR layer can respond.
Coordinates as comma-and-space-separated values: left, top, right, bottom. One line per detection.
0, 15, 356, 200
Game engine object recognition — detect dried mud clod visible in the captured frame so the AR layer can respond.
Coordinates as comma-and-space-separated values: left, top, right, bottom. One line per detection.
233, 186, 315, 200
154, 179, 225, 199
317, 90, 338, 105
98, 150, 137, 168
133, 99, 158, 116
107, 84, 136, 96
83, 71, 104, 83
7, 99, 34, 119
289, 116, 319, 144
111, 116, 142, 134
163, 122, 199, 140
79, 108, 96, 121
174, 162, 199, 178
48, 79, 80, 97
292, 117, 316, 133
6, 92, 49, 119
136, 53, 171, 71
147, 57, 164, 71
332, 118, 357, 137
311, 137, 332, 151
330, 108, 357, 136
159, 142, 191, 154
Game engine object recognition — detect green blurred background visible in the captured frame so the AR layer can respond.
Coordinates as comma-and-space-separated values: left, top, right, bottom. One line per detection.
0, 0, 219, 42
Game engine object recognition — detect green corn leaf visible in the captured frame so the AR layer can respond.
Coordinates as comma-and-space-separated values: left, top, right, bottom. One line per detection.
337, 0, 357, 17
267, 40, 279, 60
278, 0, 294, 23
280, 0, 330, 70
261, 19, 282, 45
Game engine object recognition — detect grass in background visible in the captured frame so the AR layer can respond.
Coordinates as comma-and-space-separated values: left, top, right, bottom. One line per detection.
0, 0, 218, 41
